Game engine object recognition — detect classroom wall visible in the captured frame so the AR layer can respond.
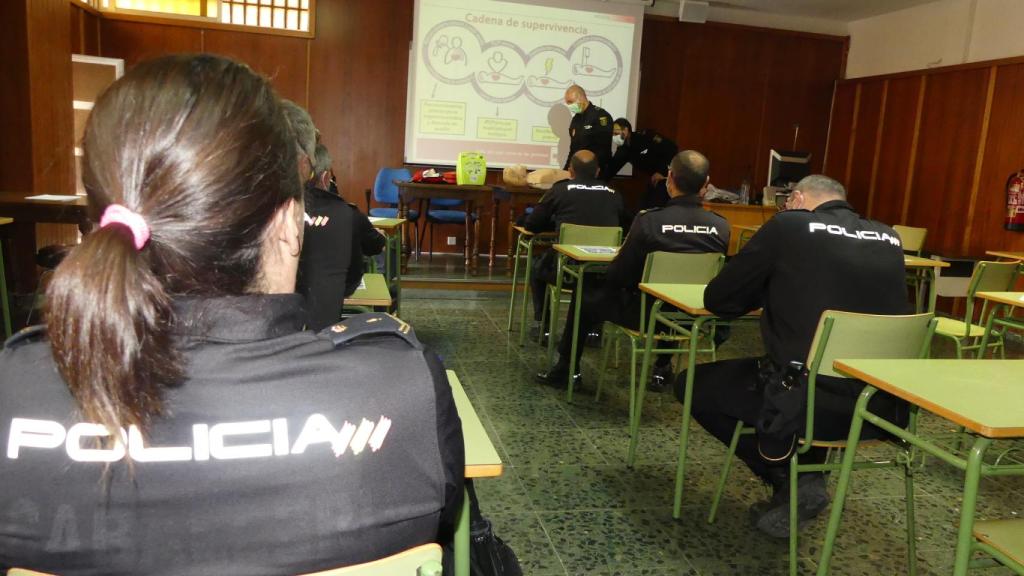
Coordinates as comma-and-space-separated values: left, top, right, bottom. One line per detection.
69, 2, 846, 256
823, 57, 1024, 259
846, 0, 1024, 79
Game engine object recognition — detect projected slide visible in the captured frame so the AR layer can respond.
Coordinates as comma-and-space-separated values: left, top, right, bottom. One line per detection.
406, 0, 642, 169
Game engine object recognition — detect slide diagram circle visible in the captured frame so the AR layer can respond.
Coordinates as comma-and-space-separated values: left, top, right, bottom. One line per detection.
422, 19, 624, 106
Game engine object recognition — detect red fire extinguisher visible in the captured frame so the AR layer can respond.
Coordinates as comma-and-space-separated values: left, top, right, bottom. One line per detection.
1006, 170, 1024, 231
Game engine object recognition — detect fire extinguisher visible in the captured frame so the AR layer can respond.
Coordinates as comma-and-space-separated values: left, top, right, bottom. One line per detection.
1006, 170, 1024, 231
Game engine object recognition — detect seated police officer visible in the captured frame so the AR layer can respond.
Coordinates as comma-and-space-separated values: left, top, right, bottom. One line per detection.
0, 54, 463, 575
521, 150, 630, 335
537, 150, 728, 388
298, 143, 386, 330
680, 175, 908, 538
605, 118, 679, 209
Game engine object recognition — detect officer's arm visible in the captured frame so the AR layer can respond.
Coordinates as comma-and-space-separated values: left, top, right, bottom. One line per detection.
357, 212, 386, 256
423, 351, 465, 530
523, 189, 558, 233
344, 223, 365, 297
704, 219, 779, 318
302, 206, 354, 331
606, 215, 646, 290
605, 145, 629, 181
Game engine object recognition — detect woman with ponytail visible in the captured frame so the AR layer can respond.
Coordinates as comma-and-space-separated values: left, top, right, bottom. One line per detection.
0, 54, 463, 575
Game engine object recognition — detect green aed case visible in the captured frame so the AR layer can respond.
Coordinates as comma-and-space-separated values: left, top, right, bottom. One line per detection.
456, 152, 487, 186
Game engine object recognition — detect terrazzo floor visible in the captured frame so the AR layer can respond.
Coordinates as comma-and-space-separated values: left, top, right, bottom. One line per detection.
402, 288, 1023, 576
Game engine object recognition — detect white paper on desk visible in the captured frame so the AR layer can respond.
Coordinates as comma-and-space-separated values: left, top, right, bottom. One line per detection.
357, 278, 366, 290
368, 217, 386, 223
577, 246, 617, 254
25, 195, 78, 202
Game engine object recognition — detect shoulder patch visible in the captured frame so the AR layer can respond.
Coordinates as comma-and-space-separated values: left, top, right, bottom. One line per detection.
321, 313, 422, 350
3, 324, 47, 350
652, 135, 662, 143
599, 116, 608, 126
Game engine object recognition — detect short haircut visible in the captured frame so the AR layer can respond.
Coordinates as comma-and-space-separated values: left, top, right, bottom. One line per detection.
313, 143, 332, 175
566, 84, 586, 101
669, 150, 710, 195
796, 175, 847, 199
570, 151, 599, 179
614, 118, 632, 132
280, 99, 317, 161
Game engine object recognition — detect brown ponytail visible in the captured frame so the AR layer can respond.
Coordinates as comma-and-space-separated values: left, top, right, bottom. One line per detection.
45, 54, 302, 434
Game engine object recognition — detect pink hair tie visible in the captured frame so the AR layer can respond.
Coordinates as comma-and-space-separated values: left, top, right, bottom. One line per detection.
100, 204, 151, 251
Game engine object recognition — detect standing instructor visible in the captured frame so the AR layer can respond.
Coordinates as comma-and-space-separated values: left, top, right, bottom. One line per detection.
563, 84, 613, 177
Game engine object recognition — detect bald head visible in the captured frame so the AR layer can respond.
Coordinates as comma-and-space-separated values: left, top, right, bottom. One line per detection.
569, 150, 599, 180
668, 150, 710, 196
564, 84, 589, 111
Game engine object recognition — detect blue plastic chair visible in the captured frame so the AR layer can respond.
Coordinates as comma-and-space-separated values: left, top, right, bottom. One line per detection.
365, 168, 420, 254
424, 197, 477, 260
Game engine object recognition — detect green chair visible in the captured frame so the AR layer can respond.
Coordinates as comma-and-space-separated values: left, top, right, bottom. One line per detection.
595, 252, 723, 461
543, 223, 622, 390
933, 260, 1019, 359
972, 519, 1024, 574
893, 225, 928, 311
0, 217, 12, 338
706, 310, 937, 576
506, 226, 556, 346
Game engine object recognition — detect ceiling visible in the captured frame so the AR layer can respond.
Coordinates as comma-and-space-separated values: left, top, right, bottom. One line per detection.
702, 0, 943, 21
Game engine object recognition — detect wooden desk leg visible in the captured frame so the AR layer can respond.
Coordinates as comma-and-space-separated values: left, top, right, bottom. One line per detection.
471, 204, 480, 274
488, 198, 497, 269
398, 198, 409, 274
507, 206, 515, 273
463, 203, 472, 271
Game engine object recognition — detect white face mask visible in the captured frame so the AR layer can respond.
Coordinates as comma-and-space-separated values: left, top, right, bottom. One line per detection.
612, 134, 625, 147
567, 101, 582, 115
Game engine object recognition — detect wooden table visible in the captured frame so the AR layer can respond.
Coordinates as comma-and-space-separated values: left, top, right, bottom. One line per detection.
549, 243, 620, 400
817, 359, 1024, 576
344, 273, 391, 311
507, 225, 556, 345
985, 250, 1024, 261
368, 217, 405, 314
395, 182, 493, 273
447, 370, 502, 576
702, 202, 777, 255
491, 185, 546, 268
904, 255, 950, 313
0, 192, 89, 292
635, 283, 760, 516
976, 291, 1024, 356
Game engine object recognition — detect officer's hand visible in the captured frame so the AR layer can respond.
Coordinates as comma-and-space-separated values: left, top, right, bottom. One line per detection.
650, 173, 667, 185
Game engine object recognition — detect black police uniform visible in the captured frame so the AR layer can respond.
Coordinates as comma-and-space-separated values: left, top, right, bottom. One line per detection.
520, 177, 630, 322
0, 297, 463, 576
555, 194, 730, 368
605, 129, 678, 209
680, 200, 910, 479
298, 185, 387, 331
564, 103, 614, 175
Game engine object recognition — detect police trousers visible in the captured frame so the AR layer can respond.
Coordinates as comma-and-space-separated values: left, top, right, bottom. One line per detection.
678, 357, 908, 480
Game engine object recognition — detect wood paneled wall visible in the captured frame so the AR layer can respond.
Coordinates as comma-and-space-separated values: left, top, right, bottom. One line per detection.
71, 3, 846, 256
825, 58, 1024, 257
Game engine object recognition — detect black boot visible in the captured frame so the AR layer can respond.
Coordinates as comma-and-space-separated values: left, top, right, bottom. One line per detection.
534, 359, 581, 389
751, 468, 830, 539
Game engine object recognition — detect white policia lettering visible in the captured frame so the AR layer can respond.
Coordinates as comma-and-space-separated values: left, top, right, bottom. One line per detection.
661, 224, 719, 235
566, 184, 613, 193
807, 223, 902, 246
5, 414, 393, 463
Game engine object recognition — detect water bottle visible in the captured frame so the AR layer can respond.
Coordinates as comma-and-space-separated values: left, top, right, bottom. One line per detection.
739, 179, 750, 204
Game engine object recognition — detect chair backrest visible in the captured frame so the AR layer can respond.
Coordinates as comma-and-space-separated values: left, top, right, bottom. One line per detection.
373, 168, 412, 205
642, 251, 724, 284
7, 544, 444, 576
963, 260, 1020, 323
558, 223, 622, 246
892, 225, 927, 255
806, 311, 936, 379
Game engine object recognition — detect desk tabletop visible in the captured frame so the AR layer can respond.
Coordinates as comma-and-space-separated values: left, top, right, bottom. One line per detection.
986, 250, 1024, 261
0, 191, 88, 224
511, 225, 556, 237
833, 359, 1024, 438
395, 181, 494, 193
904, 255, 951, 269
447, 370, 503, 478
368, 217, 406, 231
0, 217, 12, 226
345, 273, 392, 307
976, 291, 1024, 307
552, 244, 619, 262
638, 283, 709, 315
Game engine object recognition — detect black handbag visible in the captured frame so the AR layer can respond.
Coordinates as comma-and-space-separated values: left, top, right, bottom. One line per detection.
755, 358, 808, 462
443, 482, 523, 576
